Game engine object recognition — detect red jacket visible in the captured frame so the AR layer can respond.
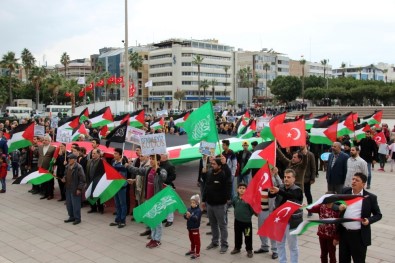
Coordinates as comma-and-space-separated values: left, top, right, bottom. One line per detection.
0, 163, 7, 179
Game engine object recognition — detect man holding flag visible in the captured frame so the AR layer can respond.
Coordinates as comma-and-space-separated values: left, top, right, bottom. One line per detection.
268, 169, 303, 263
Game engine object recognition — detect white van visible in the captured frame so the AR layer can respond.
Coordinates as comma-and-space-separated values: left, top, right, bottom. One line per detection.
5, 106, 33, 119
45, 105, 72, 117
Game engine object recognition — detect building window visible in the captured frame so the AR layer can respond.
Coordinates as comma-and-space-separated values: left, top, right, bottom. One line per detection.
150, 63, 172, 69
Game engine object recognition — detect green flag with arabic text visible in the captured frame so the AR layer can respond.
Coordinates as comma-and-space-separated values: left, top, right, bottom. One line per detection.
133, 186, 187, 228
183, 101, 219, 146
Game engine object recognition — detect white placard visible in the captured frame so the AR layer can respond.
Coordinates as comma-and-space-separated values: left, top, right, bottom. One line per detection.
126, 126, 145, 145
34, 125, 45, 137
156, 109, 168, 117
140, 133, 167, 156
199, 141, 217, 156
56, 128, 73, 143
256, 116, 271, 132
222, 111, 228, 117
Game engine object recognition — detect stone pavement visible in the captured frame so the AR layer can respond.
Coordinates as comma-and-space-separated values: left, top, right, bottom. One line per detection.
0, 162, 394, 263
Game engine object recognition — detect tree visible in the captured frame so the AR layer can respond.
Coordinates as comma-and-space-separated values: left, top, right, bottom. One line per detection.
60, 52, 70, 78
192, 55, 204, 106
46, 72, 63, 104
29, 66, 47, 110
21, 48, 35, 82
321, 59, 329, 79
238, 66, 253, 108
223, 65, 230, 107
357, 67, 363, 80
299, 59, 306, 103
341, 62, 346, 77
63, 78, 79, 114
173, 89, 186, 110
383, 69, 388, 83
1, 51, 19, 105
210, 79, 218, 100
370, 64, 376, 80
200, 79, 209, 103
128, 50, 143, 104
270, 76, 302, 103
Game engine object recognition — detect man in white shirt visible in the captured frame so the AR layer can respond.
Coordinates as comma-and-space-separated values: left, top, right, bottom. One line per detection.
344, 146, 368, 187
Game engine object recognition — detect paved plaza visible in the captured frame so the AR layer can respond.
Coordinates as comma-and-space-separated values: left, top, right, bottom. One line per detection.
0, 161, 394, 263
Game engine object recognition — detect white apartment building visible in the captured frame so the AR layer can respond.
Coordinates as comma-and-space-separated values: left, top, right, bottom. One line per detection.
148, 39, 234, 110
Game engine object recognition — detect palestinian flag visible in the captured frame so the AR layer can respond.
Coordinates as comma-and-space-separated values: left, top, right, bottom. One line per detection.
110, 113, 130, 129
91, 160, 126, 204
354, 122, 370, 141
13, 168, 53, 185
309, 119, 338, 145
243, 110, 251, 121
305, 113, 329, 130
71, 124, 89, 141
150, 117, 165, 130
89, 107, 114, 128
7, 122, 35, 152
173, 112, 190, 127
129, 109, 145, 128
236, 117, 249, 137
99, 125, 109, 139
362, 110, 383, 125
290, 218, 363, 236
306, 194, 364, 209
239, 120, 256, 139
337, 112, 357, 137
58, 116, 80, 130
133, 186, 187, 228
260, 112, 286, 141
296, 113, 313, 120
241, 141, 275, 173
79, 108, 90, 123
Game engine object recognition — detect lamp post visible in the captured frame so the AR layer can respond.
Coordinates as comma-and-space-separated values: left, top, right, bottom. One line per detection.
124, 0, 130, 113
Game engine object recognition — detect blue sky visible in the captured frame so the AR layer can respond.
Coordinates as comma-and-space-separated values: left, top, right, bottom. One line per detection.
1, 0, 394, 67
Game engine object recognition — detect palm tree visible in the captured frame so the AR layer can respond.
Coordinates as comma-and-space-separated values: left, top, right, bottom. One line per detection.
341, 62, 346, 77
46, 72, 63, 104
238, 67, 253, 108
174, 89, 186, 110
370, 64, 376, 80
21, 48, 35, 82
223, 65, 230, 107
299, 59, 306, 103
192, 55, 204, 106
128, 50, 143, 105
210, 79, 218, 100
357, 67, 363, 80
95, 60, 104, 73
30, 66, 48, 110
263, 63, 270, 106
200, 79, 209, 103
321, 59, 329, 79
1, 51, 19, 105
63, 78, 79, 114
383, 69, 388, 83
60, 52, 70, 78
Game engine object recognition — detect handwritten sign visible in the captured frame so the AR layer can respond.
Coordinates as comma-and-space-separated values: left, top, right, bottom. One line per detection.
34, 125, 45, 137
56, 128, 73, 143
126, 126, 145, 145
156, 109, 168, 117
140, 133, 167, 156
199, 141, 216, 156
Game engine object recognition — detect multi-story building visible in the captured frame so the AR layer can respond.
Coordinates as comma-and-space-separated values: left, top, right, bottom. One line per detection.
289, 60, 333, 78
148, 38, 234, 110
54, 58, 92, 79
235, 49, 290, 107
332, 64, 386, 81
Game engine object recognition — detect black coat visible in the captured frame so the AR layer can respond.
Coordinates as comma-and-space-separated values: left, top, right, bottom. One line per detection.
326, 151, 348, 185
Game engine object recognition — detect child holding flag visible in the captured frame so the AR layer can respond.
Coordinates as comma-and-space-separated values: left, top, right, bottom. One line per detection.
184, 194, 202, 260
307, 193, 346, 263
231, 183, 255, 258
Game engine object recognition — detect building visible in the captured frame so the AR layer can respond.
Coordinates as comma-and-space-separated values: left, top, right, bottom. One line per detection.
289, 60, 333, 78
235, 49, 290, 108
54, 58, 92, 79
148, 38, 234, 110
332, 64, 384, 81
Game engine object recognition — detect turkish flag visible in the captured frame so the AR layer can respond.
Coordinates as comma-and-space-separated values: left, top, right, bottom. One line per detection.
116, 76, 124, 85
242, 163, 273, 214
85, 82, 94, 92
269, 112, 286, 138
129, 83, 135, 97
65, 92, 71, 97
275, 120, 306, 148
373, 131, 387, 144
97, 79, 105, 87
78, 89, 85, 97
107, 76, 115, 85
257, 200, 302, 242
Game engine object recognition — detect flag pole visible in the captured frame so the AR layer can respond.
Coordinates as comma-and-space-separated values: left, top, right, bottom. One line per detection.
93, 79, 96, 111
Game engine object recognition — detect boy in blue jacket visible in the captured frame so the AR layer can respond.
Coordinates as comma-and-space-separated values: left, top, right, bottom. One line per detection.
184, 194, 202, 259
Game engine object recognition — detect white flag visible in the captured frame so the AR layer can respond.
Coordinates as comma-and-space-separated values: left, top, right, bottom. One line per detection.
145, 80, 153, 88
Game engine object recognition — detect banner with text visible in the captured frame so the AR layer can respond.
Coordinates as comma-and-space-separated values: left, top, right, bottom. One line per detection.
140, 133, 167, 156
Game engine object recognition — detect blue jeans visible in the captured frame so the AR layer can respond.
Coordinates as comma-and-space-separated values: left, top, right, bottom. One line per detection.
65, 189, 82, 221
277, 224, 298, 263
258, 210, 277, 252
151, 223, 163, 241
12, 161, 19, 177
0, 178, 5, 191
367, 162, 372, 186
114, 187, 127, 224
207, 203, 228, 248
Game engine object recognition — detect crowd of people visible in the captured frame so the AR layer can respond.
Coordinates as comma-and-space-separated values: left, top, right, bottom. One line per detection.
0, 110, 392, 263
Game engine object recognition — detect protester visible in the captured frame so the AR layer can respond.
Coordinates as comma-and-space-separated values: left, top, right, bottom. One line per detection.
184, 194, 202, 260
0, 155, 8, 193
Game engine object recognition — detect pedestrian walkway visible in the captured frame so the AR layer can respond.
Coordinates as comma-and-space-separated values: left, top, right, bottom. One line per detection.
0, 163, 394, 263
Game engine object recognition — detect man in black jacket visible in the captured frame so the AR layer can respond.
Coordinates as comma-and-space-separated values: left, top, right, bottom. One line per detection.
202, 157, 232, 254
236, 141, 252, 184
269, 169, 303, 263
337, 172, 382, 263
354, 130, 378, 189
